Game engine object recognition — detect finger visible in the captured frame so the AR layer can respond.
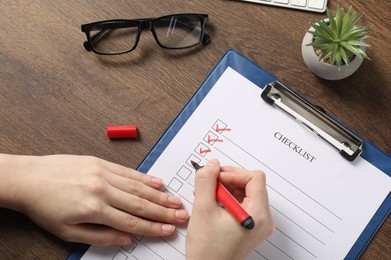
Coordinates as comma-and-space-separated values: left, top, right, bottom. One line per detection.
107, 188, 189, 224
220, 165, 245, 173
219, 170, 268, 209
100, 207, 176, 237
193, 159, 220, 207
244, 170, 267, 200
99, 159, 164, 190
218, 170, 254, 188
230, 188, 246, 202
63, 224, 132, 246
242, 172, 274, 233
219, 168, 266, 187
217, 171, 252, 203
104, 171, 182, 208
241, 171, 269, 214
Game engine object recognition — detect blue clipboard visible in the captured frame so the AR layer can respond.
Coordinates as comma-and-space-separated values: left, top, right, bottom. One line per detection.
68, 49, 390, 260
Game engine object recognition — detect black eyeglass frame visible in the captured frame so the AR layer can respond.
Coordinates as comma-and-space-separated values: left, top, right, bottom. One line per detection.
81, 13, 210, 55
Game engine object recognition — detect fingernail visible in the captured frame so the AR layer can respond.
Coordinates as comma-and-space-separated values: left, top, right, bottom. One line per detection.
162, 224, 175, 232
168, 195, 181, 205
151, 177, 163, 186
175, 209, 189, 220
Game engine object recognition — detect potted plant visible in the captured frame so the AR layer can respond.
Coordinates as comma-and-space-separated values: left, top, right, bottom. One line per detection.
301, 5, 371, 80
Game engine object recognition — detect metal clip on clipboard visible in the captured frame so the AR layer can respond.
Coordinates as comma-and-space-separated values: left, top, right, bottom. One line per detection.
261, 81, 363, 161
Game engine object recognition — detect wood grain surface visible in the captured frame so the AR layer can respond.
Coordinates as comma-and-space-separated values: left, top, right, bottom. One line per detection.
1, 0, 390, 259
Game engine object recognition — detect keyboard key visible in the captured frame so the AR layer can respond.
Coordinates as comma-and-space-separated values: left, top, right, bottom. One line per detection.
291, 0, 307, 7
274, 0, 289, 4
308, 0, 325, 9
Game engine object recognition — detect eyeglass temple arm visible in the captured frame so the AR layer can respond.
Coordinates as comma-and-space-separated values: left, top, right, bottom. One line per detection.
202, 33, 211, 45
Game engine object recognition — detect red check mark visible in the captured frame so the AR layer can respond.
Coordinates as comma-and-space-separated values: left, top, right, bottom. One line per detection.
200, 148, 211, 154
215, 124, 231, 133
207, 135, 223, 143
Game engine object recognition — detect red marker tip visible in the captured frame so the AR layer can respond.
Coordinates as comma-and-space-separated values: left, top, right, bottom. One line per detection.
190, 160, 196, 165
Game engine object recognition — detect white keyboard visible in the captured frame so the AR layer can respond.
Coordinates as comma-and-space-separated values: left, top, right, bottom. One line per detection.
238, 0, 327, 13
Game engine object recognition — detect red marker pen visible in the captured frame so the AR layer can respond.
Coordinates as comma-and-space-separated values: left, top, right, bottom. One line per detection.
190, 160, 254, 229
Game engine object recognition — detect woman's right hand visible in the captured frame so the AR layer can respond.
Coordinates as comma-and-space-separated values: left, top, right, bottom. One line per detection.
186, 159, 274, 260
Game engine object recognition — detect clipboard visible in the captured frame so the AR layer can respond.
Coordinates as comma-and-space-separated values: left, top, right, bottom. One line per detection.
69, 49, 391, 260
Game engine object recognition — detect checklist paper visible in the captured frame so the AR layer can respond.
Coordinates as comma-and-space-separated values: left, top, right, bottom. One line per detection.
81, 67, 391, 260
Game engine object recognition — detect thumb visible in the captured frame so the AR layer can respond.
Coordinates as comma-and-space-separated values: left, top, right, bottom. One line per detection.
194, 159, 220, 207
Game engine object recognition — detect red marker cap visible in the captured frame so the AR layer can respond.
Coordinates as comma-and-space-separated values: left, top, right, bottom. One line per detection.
107, 125, 138, 139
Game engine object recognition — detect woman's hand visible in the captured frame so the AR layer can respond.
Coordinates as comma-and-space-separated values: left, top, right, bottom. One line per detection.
0, 154, 189, 246
186, 159, 274, 260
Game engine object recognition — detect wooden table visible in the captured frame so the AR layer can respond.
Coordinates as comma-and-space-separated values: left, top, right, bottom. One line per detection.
1, 0, 390, 259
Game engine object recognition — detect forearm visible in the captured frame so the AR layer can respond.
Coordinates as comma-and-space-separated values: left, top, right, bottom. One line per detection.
0, 153, 32, 212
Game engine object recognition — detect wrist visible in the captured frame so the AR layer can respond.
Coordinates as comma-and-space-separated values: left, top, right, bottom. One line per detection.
187, 252, 241, 260
186, 245, 244, 260
0, 154, 33, 212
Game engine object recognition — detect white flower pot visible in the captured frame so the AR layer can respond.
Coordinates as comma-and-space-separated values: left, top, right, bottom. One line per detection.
301, 26, 364, 81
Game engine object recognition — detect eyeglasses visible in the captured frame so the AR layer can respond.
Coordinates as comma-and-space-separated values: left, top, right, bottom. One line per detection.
81, 13, 210, 55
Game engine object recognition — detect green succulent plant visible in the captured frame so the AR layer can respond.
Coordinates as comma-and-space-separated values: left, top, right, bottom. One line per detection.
306, 5, 370, 67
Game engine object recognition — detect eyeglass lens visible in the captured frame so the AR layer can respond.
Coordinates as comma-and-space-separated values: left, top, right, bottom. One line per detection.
87, 15, 205, 54
153, 16, 204, 49
89, 22, 139, 55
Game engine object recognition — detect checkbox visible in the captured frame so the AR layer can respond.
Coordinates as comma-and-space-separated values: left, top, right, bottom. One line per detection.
195, 142, 211, 157
177, 166, 192, 180
187, 154, 200, 167
168, 177, 183, 192
122, 241, 137, 254
112, 251, 127, 260
212, 119, 230, 133
204, 131, 219, 145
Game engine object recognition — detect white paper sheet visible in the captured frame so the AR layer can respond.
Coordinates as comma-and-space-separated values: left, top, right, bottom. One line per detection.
82, 67, 391, 260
